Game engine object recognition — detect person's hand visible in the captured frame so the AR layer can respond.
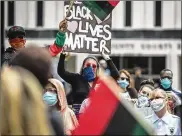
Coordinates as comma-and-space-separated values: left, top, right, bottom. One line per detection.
59, 19, 68, 33
102, 50, 110, 60
61, 45, 70, 60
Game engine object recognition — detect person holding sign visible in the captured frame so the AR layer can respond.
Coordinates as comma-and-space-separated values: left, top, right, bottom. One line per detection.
101, 50, 138, 100
57, 49, 100, 106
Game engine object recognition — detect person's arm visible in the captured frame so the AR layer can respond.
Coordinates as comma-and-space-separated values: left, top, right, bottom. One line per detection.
49, 32, 65, 56
106, 59, 120, 80
2, 48, 16, 65
127, 87, 138, 99
2, 54, 11, 65
57, 53, 78, 84
101, 50, 120, 81
49, 20, 67, 56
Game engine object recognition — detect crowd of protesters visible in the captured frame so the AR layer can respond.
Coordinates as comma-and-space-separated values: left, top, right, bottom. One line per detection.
1, 19, 181, 135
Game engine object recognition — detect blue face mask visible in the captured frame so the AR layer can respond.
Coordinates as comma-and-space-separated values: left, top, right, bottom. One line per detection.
43, 92, 58, 106
161, 78, 171, 89
82, 66, 95, 82
117, 80, 129, 89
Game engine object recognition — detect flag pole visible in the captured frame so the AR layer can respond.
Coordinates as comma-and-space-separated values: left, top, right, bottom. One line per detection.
64, 0, 74, 20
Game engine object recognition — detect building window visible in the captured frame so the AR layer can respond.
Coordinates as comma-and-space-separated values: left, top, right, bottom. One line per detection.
155, 1, 162, 27
110, 56, 120, 70
8, 1, 14, 26
122, 56, 166, 75
37, 1, 43, 26
123, 57, 149, 74
125, 1, 132, 27
151, 57, 165, 74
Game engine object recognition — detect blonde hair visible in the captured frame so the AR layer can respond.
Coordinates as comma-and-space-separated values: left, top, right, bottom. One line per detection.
0, 66, 53, 135
150, 88, 171, 113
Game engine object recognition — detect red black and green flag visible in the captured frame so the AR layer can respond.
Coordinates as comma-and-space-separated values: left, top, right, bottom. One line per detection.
73, 76, 154, 135
82, 1, 120, 21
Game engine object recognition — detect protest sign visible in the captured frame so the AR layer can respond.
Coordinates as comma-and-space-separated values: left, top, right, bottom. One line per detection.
64, 1, 112, 54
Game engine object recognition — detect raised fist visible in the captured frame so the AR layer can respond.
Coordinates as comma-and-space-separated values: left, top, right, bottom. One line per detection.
59, 19, 68, 33
102, 49, 110, 60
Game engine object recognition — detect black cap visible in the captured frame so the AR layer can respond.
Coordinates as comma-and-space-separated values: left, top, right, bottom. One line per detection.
7, 26, 26, 39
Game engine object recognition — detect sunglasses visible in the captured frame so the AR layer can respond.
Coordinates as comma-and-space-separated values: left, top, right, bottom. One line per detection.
86, 63, 97, 69
161, 76, 172, 79
9, 35, 24, 40
120, 77, 129, 82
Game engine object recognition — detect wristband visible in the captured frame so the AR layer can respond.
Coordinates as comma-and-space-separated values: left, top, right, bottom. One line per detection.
55, 32, 66, 47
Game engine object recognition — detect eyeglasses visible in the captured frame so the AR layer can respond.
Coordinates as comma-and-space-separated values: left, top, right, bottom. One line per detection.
161, 76, 172, 79
120, 77, 129, 82
149, 96, 165, 101
86, 63, 97, 69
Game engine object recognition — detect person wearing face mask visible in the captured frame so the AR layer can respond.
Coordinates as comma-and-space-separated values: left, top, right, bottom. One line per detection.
118, 69, 138, 100
43, 78, 78, 135
145, 88, 181, 135
3, 20, 67, 66
79, 50, 122, 115
134, 79, 155, 117
159, 69, 181, 114
57, 50, 100, 106
159, 69, 182, 98
100, 51, 138, 100
2, 26, 26, 65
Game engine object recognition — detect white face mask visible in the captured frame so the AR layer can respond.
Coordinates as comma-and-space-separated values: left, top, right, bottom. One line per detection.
150, 98, 165, 112
136, 94, 150, 108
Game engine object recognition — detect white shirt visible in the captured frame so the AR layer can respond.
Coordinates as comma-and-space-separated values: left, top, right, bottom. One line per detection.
145, 112, 181, 135
80, 92, 132, 114
79, 98, 90, 114
135, 106, 154, 117
134, 95, 154, 117
120, 92, 131, 100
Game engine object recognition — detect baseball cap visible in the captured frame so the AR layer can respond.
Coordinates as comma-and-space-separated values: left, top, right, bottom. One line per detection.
7, 26, 26, 39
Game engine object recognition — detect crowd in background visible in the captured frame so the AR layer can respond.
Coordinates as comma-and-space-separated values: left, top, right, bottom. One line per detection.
1, 19, 182, 135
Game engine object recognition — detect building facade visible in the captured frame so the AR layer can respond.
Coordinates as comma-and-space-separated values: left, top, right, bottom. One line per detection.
4, 1, 181, 90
